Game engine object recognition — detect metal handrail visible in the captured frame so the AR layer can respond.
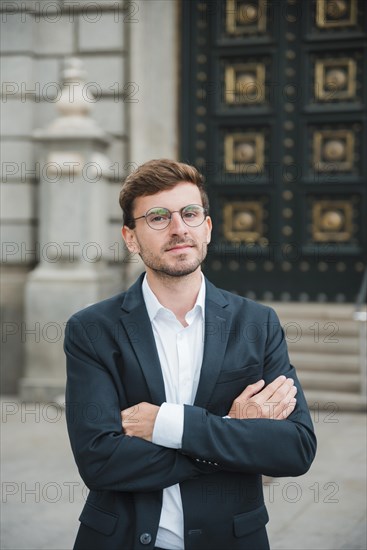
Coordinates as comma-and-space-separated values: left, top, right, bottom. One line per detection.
354, 267, 367, 322
353, 267, 367, 398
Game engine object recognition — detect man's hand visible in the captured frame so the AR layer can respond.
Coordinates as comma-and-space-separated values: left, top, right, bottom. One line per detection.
121, 402, 159, 441
228, 375, 297, 420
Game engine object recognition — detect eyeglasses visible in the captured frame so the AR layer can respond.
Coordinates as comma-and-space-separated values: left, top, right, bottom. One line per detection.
132, 204, 208, 230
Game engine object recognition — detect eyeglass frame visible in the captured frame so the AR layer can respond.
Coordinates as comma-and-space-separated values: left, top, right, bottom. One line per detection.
130, 204, 209, 230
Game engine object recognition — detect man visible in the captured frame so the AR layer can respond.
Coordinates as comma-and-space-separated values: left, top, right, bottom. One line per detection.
64, 159, 316, 550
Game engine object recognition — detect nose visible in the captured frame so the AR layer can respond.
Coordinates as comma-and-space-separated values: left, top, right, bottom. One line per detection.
168, 211, 188, 235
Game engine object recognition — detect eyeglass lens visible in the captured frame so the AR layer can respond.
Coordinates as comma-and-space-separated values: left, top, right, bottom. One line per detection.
146, 205, 205, 229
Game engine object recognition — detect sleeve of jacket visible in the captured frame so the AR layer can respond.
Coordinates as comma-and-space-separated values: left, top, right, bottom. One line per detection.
64, 315, 217, 493
181, 307, 317, 477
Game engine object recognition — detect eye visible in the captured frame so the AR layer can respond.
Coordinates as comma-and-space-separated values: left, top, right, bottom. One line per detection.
147, 209, 170, 224
183, 211, 197, 219
182, 206, 202, 219
150, 214, 168, 223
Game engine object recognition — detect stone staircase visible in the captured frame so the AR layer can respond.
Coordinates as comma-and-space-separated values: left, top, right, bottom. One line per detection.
270, 303, 367, 412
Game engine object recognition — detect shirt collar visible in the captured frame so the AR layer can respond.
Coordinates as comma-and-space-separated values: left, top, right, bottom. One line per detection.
142, 273, 206, 323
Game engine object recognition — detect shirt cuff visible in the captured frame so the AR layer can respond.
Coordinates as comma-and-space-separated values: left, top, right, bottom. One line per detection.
152, 403, 184, 449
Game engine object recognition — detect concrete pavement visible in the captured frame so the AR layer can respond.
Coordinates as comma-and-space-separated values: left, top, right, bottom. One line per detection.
1, 397, 366, 550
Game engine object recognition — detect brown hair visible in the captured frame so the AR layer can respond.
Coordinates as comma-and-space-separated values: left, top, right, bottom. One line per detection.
119, 159, 209, 228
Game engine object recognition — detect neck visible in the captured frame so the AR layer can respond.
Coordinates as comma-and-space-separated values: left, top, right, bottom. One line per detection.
146, 268, 202, 324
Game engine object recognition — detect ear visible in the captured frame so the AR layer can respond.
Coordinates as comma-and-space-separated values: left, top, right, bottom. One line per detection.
122, 225, 140, 253
205, 216, 212, 244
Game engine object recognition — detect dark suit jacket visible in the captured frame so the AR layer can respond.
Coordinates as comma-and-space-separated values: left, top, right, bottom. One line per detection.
64, 273, 316, 550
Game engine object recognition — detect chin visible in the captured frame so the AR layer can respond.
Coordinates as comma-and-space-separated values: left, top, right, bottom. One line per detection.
156, 261, 202, 278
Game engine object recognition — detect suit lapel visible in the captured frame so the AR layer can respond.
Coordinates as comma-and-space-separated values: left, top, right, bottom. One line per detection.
119, 274, 166, 405
194, 279, 232, 407
119, 274, 232, 408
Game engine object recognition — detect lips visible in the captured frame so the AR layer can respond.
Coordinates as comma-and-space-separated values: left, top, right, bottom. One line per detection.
167, 244, 193, 252
165, 241, 195, 252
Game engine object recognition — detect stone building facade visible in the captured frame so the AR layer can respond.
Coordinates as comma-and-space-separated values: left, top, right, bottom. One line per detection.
1, 0, 179, 395
1, 0, 366, 409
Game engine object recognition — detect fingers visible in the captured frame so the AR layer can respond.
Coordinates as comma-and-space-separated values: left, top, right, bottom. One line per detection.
272, 378, 297, 404
121, 403, 159, 441
255, 377, 298, 420
269, 380, 298, 419
121, 404, 139, 428
278, 394, 297, 418
228, 380, 265, 419
230, 376, 298, 420
275, 396, 297, 420
238, 379, 266, 400
257, 375, 290, 402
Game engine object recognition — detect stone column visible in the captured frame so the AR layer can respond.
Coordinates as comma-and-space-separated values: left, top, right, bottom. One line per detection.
127, 0, 179, 286
20, 58, 116, 402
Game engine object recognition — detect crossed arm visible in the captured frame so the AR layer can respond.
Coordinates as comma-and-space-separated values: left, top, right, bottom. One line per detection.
65, 311, 316, 491
120, 374, 315, 478
121, 375, 298, 441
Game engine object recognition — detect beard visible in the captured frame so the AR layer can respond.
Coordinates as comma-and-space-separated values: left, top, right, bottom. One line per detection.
136, 237, 208, 278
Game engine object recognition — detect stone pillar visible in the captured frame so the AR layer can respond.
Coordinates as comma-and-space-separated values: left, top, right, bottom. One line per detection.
127, 0, 179, 286
20, 58, 116, 402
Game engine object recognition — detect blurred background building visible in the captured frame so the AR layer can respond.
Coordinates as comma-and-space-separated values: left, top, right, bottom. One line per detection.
1, 0, 366, 409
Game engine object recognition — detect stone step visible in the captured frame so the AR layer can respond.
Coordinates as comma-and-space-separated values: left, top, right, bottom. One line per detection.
265, 303, 365, 411
287, 335, 360, 355
304, 389, 367, 413
290, 351, 360, 372
297, 370, 360, 393
269, 302, 358, 320
279, 318, 360, 337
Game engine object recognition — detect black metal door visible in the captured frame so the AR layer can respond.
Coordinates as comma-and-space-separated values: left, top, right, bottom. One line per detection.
181, 0, 366, 302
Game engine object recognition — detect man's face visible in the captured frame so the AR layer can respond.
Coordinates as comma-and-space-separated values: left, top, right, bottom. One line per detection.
122, 182, 212, 278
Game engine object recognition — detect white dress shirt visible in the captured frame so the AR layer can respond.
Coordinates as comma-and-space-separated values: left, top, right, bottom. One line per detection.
142, 274, 206, 550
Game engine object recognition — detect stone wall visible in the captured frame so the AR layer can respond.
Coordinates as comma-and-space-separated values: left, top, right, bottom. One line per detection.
1, 0, 180, 395
1, 0, 129, 393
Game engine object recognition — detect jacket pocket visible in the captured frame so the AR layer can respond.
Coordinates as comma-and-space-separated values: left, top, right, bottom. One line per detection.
79, 501, 118, 536
216, 363, 261, 384
233, 504, 269, 538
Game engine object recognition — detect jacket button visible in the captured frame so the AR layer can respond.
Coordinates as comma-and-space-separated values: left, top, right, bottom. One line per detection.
139, 533, 152, 545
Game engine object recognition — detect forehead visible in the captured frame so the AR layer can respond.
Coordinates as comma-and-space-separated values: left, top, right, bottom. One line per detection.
134, 182, 202, 213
